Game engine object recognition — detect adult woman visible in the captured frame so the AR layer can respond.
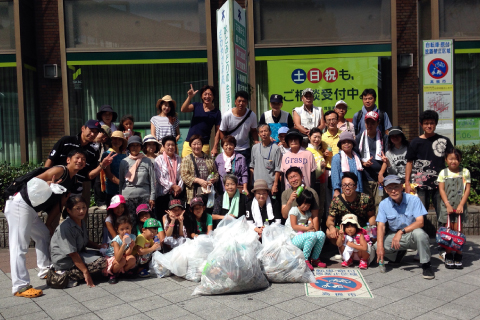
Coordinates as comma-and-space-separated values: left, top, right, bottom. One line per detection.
378, 126, 409, 185
212, 174, 248, 227
306, 128, 326, 219
331, 131, 363, 198
4, 149, 87, 297
215, 135, 248, 195
155, 135, 184, 221
50, 195, 106, 288
181, 85, 221, 158
150, 95, 180, 144
245, 180, 282, 238
103, 131, 128, 205
334, 100, 354, 134
180, 134, 219, 205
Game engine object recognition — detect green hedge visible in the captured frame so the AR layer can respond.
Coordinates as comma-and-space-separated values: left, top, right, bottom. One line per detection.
458, 143, 480, 204
0, 162, 44, 212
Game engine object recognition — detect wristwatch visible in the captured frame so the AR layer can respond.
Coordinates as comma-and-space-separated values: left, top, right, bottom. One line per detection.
401, 228, 406, 234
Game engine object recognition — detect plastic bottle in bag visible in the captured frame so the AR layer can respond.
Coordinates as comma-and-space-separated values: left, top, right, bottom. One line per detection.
154, 236, 161, 251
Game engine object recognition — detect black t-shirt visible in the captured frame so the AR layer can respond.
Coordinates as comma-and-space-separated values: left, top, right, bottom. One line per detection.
48, 133, 100, 192
245, 198, 282, 226
406, 134, 453, 190
355, 132, 388, 182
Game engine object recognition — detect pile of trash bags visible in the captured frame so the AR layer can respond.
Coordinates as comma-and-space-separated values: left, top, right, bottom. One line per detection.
149, 216, 315, 296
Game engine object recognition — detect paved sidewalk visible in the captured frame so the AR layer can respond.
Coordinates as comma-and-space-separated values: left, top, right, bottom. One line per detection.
1, 237, 480, 320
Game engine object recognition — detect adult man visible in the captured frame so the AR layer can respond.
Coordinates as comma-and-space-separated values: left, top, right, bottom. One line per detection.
250, 124, 282, 195
45, 120, 115, 224
293, 88, 325, 137
219, 91, 259, 166
356, 111, 388, 212
405, 110, 453, 218
352, 89, 392, 135
258, 94, 294, 142
334, 100, 354, 134
326, 172, 375, 243
281, 167, 321, 229
376, 175, 435, 279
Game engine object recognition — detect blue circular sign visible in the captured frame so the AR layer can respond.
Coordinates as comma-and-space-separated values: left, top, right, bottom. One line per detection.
291, 69, 306, 84
428, 58, 448, 79
311, 276, 362, 292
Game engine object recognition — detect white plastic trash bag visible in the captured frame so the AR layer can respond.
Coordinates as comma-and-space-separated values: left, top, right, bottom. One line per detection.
150, 251, 172, 278
258, 224, 316, 283
27, 178, 52, 207
192, 237, 269, 295
186, 235, 214, 282
50, 183, 67, 194
168, 239, 192, 277
213, 216, 262, 254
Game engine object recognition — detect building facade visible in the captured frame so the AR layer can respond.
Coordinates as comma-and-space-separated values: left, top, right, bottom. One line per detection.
1, 0, 479, 164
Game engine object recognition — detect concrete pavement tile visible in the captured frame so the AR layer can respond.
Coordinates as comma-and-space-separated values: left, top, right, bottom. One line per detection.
0, 279, 11, 288
112, 287, 155, 302
450, 289, 480, 310
435, 302, 480, 320
150, 280, 185, 295
274, 297, 321, 316
144, 304, 192, 320
195, 306, 243, 320
413, 311, 454, 320
58, 313, 100, 320
101, 280, 140, 292
82, 295, 124, 312
419, 280, 478, 302
34, 295, 78, 309
219, 296, 270, 313
378, 300, 427, 319
119, 314, 152, 320
41, 302, 90, 320
161, 287, 197, 303
66, 287, 111, 303
293, 307, 342, 319
176, 296, 223, 313
168, 276, 199, 288
94, 303, 140, 320
0, 296, 35, 309
325, 300, 375, 315
31, 288, 68, 302
371, 285, 415, 301
400, 293, 445, 311
352, 309, 407, 320
251, 288, 295, 305
354, 295, 397, 309
454, 273, 480, 287
273, 283, 308, 297
8, 312, 50, 320
248, 306, 294, 320
128, 296, 172, 312
230, 316, 253, 320
389, 277, 440, 293
299, 296, 343, 308
1, 303, 43, 319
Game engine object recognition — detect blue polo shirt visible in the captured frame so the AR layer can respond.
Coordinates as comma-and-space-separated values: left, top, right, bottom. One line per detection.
376, 193, 427, 232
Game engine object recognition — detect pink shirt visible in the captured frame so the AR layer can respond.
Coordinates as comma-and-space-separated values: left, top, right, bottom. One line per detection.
281, 149, 316, 189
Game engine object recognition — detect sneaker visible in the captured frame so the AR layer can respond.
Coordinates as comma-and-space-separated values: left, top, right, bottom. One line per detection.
422, 263, 435, 280
305, 260, 314, 271
108, 274, 118, 284
359, 259, 368, 269
341, 258, 353, 267
311, 259, 327, 268
445, 253, 455, 269
14, 286, 43, 298
138, 269, 150, 278
454, 254, 463, 269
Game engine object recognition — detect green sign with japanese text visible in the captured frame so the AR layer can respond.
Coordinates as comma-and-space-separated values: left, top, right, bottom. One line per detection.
267, 57, 378, 119
456, 117, 480, 145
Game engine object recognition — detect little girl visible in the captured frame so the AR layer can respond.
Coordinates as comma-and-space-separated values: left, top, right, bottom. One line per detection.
135, 218, 162, 277
103, 215, 136, 284
150, 95, 181, 143
186, 197, 213, 238
162, 199, 187, 250
118, 114, 140, 138
135, 204, 166, 243
336, 214, 370, 269
438, 148, 471, 269
143, 135, 161, 162
97, 105, 118, 132
103, 195, 128, 244
285, 189, 326, 270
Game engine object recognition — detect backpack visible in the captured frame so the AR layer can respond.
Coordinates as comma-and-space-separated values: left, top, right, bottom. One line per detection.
3, 166, 67, 200
354, 109, 385, 134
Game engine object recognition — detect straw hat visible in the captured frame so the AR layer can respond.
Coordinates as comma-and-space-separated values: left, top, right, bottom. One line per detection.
110, 131, 127, 151
156, 95, 177, 110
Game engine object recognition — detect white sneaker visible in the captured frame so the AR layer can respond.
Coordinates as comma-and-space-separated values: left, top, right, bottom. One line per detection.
333, 254, 342, 260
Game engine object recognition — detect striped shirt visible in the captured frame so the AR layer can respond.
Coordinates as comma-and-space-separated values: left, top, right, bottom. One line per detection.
150, 116, 179, 142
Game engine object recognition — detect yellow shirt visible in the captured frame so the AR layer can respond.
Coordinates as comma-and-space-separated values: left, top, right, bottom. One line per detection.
321, 129, 342, 169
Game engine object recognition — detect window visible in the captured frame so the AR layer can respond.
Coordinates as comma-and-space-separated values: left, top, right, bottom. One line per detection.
455, 53, 480, 113
0, 67, 20, 164
439, 0, 480, 39
0, 1, 14, 51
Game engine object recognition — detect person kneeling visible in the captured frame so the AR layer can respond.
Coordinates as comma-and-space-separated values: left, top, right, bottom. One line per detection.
375, 175, 435, 279
336, 214, 371, 269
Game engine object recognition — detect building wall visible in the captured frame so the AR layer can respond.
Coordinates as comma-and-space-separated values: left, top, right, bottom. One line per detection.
34, 0, 64, 161
396, 0, 420, 140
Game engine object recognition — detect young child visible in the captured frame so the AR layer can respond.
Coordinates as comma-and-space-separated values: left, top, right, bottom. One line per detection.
135, 204, 166, 243
438, 148, 471, 269
162, 199, 187, 249
103, 215, 137, 284
118, 114, 140, 138
143, 135, 161, 162
186, 197, 213, 238
135, 218, 162, 277
97, 105, 118, 132
277, 126, 289, 154
336, 214, 370, 269
103, 195, 128, 244
285, 189, 326, 270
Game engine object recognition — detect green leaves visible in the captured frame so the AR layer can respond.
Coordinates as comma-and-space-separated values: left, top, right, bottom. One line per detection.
458, 144, 480, 204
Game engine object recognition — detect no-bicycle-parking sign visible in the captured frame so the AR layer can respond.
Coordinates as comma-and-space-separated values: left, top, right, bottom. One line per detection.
305, 268, 373, 298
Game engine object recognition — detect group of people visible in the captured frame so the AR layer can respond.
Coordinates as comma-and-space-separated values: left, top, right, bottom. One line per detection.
5, 85, 470, 298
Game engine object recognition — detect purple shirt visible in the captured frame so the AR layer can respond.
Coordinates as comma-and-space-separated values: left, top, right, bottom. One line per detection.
215, 152, 248, 193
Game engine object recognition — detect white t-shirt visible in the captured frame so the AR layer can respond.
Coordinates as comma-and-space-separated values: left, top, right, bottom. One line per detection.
220, 109, 258, 151
285, 206, 311, 239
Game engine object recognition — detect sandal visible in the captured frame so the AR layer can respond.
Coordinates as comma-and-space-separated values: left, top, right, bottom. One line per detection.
311, 259, 326, 268
305, 260, 314, 271
14, 286, 43, 298
341, 258, 353, 267
359, 259, 368, 269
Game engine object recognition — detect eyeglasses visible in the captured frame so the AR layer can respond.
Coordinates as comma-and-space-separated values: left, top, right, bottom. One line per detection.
341, 183, 356, 189
325, 119, 338, 123
385, 184, 403, 192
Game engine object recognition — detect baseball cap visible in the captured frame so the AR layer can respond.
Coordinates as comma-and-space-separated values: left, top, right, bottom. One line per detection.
364, 111, 379, 121
143, 218, 161, 229
169, 199, 185, 209
101, 125, 112, 137
302, 88, 314, 96
107, 195, 126, 209
335, 100, 348, 108
270, 94, 283, 103
190, 197, 204, 208
278, 127, 289, 135
85, 119, 104, 132
136, 204, 151, 216
383, 175, 402, 186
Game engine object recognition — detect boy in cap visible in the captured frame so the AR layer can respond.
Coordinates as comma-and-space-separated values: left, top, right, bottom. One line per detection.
277, 126, 290, 154
292, 88, 325, 136
258, 94, 294, 142
135, 218, 162, 277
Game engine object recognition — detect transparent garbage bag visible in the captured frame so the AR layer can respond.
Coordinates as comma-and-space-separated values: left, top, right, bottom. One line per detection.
258, 224, 316, 283
213, 216, 262, 254
185, 235, 214, 282
168, 239, 192, 277
150, 251, 172, 278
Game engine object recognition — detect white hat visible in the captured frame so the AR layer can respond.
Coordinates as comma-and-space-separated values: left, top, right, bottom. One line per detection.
341, 213, 361, 229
